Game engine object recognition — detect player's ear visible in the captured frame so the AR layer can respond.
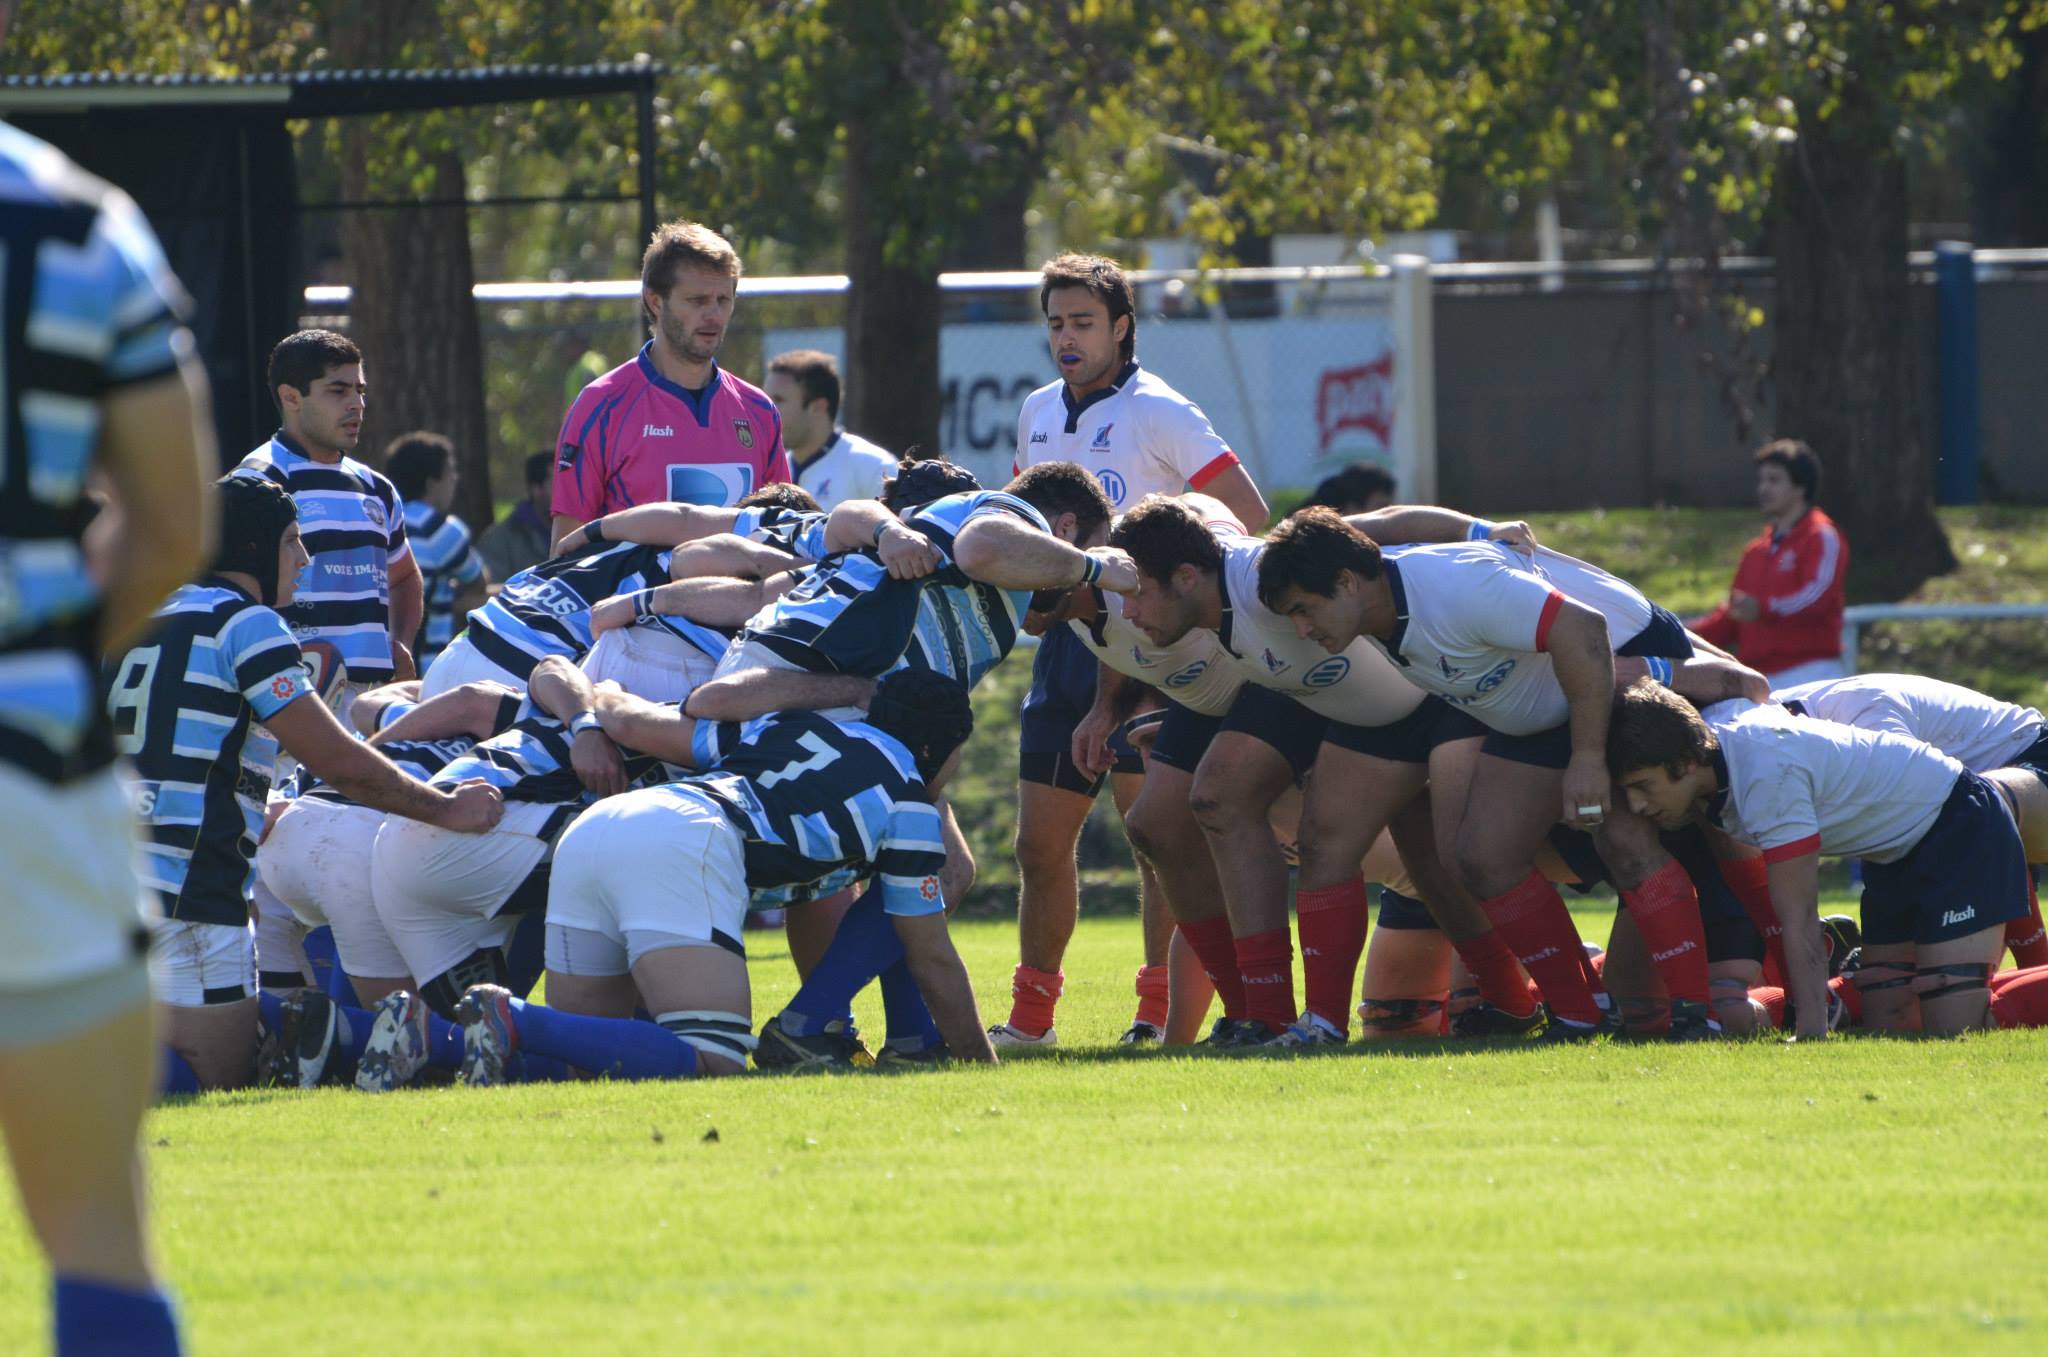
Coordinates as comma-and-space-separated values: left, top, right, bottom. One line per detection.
1112, 313, 1131, 346
1053, 510, 1078, 543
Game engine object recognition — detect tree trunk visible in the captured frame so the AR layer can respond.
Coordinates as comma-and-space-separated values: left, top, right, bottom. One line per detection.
1770, 85, 1955, 603
1973, 27, 2048, 247
842, 108, 943, 461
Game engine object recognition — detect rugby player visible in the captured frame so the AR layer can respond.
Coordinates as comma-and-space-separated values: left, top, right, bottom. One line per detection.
385, 430, 487, 676
1609, 681, 2031, 1038
1252, 508, 1736, 1038
116, 476, 502, 1092
0, 111, 211, 1355
455, 670, 991, 1080
764, 348, 896, 508
999, 253, 1268, 1048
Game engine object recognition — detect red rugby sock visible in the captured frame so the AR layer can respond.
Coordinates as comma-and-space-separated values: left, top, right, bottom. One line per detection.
1990, 965, 2048, 1028
1449, 930, 1540, 1019
1750, 985, 1787, 1027
1479, 871, 1604, 1025
2005, 877, 2048, 969
1621, 859, 1712, 1006
1235, 927, 1298, 1030
1133, 964, 1169, 1029
1177, 917, 1247, 1019
1831, 974, 1864, 1026
1719, 855, 1788, 984
1296, 878, 1371, 1032
1005, 965, 1062, 1038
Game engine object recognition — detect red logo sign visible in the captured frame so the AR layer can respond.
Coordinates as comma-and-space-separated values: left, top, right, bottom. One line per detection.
1317, 355, 1394, 451
919, 875, 940, 901
270, 675, 298, 701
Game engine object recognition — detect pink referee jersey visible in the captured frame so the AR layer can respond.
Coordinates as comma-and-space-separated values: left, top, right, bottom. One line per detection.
553, 342, 791, 517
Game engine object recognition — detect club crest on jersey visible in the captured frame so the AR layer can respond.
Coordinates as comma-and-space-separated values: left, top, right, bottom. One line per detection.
1091, 422, 1115, 450
1438, 656, 1465, 681
1262, 648, 1287, 674
1097, 468, 1128, 504
1303, 656, 1351, 687
557, 442, 581, 470
1165, 660, 1208, 688
733, 418, 755, 450
361, 495, 386, 527
919, 875, 941, 902
1475, 659, 1516, 693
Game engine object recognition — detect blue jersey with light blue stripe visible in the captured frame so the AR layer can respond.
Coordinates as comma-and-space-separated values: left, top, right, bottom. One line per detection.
234, 433, 411, 683
402, 501, 483, 668
688, 711, 949, 916
1, 123, 189, 782
731, 505, 831, 562
431, 702, 683, 809
461, 540, 729, 680
735, 491, 1044, 688
111, 583, 312, 925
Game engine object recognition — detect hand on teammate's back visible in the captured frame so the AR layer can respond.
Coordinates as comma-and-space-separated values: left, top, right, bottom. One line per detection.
1488, 520, 1539, 555
438, 778, 505, 833
571, 728, 629, 797
588, 595, 634, 634
876, 523, 941, 580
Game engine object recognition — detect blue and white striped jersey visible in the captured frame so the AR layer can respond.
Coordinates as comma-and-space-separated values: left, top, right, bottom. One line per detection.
111, 582, 312, 925
463, 540, 725, 680
1, 123, 189, 783
234, 432, 411, 683
293, 732, 476, 805
402, 501, 484, 668
430, 702, 683, 808
734, 490, 1045, 689
731, 504, 831, 562
688, 711, 949, 917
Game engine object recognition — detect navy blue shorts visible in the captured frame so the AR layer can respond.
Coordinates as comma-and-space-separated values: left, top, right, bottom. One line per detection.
1019, 624, 1143, 793
1480, 721, 1576, 770
1555, 824, 1764, 964
1325, 695, 1487, 764
1147, 686, 1326, 781
1860, 771, 2031, 947
1376, 886, 1437, 930
1615, 605, 1695, 660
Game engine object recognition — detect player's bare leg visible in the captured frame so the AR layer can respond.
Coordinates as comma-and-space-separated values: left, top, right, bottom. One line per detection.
1162, 929, 1215, 1044
541, 970, 640, 1020
628, 945, 754, 1076
1190, 732, 1300, 1034
1125, 761, 1244, 1029
1003, 779, 1096, 1041
159, 997, 259, 1090
1114, 771, 1174, 1041
1385, 792, 1543, 1030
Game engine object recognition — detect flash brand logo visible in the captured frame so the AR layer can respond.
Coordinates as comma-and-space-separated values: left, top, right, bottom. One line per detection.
642, 424, 674, 438
1942, 907, 1977, 927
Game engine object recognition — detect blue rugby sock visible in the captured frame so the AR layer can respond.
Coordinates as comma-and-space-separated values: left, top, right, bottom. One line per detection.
332, 1003, 374, 1066
880, 960, 940, 1047
783, 885, 901, 1034
428, 1010, 464, 1070
255, 989, 285, 1034
158, 1048, 202, 1097
509, 999, 698, 1080
54, 1275, 182, 1356
504, 911, 547, 998
505, 1050, 576, 1082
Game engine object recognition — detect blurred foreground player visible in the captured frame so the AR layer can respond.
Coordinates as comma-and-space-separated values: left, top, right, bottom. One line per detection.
0, 107, 210, 1357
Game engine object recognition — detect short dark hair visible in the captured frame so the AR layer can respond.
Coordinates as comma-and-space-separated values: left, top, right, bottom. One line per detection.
1307, 463, 1396, 513
1755, 438, 1821, 504
865, 669, 976, 781
1039, 252, 1137, 364
1005, 461, 1114, 545
384, 431, 454, 500
1606, 679, 1719, 781
1256, 507, 1384, 608
882, 458, 981, 512
1109, 494, 1225, 583
267, 329, 360, 408
767, 349, 841, 421
524, 450, 553, 487
737, 482, 821, 513
642, 219, 741, 299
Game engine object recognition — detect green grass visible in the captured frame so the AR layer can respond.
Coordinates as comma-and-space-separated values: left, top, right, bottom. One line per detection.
7, 908, 2047, 1357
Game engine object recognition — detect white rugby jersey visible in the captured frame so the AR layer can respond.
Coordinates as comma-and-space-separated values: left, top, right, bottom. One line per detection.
1372, 542, 1662, 736
1014, 361, 1240, 510
1706, 704, 1961, 865
1216, 534, 1423, 727
1069, 588, 1243, 717
1774, 673, 2045, 774
793, 428, 894, 509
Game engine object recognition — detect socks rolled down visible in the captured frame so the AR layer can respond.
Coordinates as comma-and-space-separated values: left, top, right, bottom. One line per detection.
2005, 875, 2048, 969
782, 885, 900, 1035
158, 1048, 203, 1097
1176, 915, 1247, 1019
1235, 927, 1298, 1030
1991, 965, 2048, 1028
54, 1275, 182, 1357
1450, 930, 1540, 1019
1133, 964, 1170, 1029
1295, 878, 1371, 1033
1479, 870, 1605, 1026
508, 999, 696, 1080
1005, 964, 1063, 1038
1620, 859, 1712, 1006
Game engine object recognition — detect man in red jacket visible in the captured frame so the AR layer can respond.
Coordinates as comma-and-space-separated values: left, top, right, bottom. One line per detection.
1694, 439, 1849, 686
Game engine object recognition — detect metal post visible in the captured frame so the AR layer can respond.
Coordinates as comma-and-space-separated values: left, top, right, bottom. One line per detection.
635, 78, 658, 248
1934, 240, 1979, 504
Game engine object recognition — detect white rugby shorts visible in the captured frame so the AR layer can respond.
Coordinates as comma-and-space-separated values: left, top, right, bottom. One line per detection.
548, 784, 749, 966
371, 800, 558, 984
259, 798, 411, 980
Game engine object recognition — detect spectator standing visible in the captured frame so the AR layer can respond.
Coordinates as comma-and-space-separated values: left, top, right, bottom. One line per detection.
385, 431, 486, 675
549, 220, 789, 547
764, 349, 896, 508
1694, 439, 1850, 687
477, 451, 555, 583
1306, 461, 1397, 515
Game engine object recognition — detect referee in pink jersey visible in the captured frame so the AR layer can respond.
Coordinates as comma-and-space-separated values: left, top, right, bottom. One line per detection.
550, 221, 791, 549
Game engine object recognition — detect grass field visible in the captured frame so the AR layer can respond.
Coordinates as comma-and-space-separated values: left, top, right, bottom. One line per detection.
7, 902, 2048, 1357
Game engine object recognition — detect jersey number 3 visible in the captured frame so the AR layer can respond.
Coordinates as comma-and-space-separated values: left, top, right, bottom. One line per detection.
757, 730, 842, 787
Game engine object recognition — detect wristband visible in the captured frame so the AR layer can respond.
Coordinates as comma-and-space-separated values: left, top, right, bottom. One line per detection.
1466, 519, 1496, 541
1645, 656, 1674, 684
585, 517, 607, 544
569, 710, 601, 737
1078, 554, 1103, 587
631, 589, 659, 622
872, 518, 892, 547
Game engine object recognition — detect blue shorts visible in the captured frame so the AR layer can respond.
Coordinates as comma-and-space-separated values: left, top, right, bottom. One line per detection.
1860, 771, 2031, 947
1376, 886, 1436, 931
1481, 721, 1576, 770
1615, 605, 1695, 660
1148, 686, 1326, 781
1325, 695, 1487, 764
1553, 824, 1764, 964
1019, 626, 1144, 793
